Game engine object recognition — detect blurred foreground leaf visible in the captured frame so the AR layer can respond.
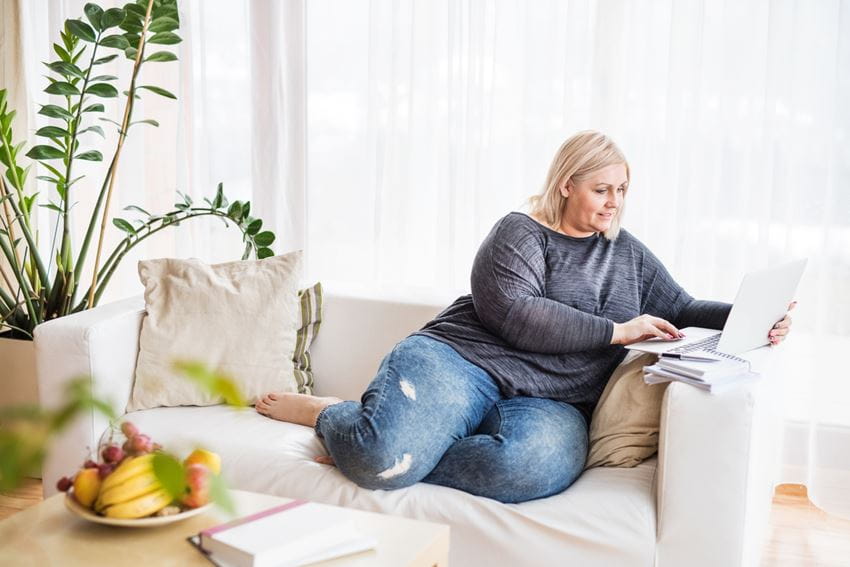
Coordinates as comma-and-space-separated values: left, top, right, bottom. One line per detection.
172, 361, 246, 407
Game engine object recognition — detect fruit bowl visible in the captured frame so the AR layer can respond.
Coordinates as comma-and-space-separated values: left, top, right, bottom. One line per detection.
64, 491, 213, 527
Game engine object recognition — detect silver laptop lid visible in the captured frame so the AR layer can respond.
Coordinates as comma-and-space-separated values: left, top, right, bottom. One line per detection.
717, 259, 807, 354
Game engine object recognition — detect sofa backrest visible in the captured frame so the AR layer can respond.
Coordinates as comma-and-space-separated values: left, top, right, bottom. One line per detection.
310, 293, 444, 400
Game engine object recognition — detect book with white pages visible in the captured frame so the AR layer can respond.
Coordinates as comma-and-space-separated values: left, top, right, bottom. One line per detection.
655, 355, 750, 381
194, 500, 378, 567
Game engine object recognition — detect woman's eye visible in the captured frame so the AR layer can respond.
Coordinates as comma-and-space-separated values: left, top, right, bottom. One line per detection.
617, 187, 626, 193
595, 189, 606, 194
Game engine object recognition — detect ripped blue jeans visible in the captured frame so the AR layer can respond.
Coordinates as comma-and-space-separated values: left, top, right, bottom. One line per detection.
314, 335, 588, 503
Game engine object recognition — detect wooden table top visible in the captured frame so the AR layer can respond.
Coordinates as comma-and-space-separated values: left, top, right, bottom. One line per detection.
0, 489, 449, 567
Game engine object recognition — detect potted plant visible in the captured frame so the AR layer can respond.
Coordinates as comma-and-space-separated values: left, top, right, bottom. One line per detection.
0, 0, 275, 405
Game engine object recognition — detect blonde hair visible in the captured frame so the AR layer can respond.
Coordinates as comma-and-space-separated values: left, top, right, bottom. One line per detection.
528, 130, 630, 240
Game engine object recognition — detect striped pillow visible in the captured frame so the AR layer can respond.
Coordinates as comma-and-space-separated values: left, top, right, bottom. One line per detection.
293, 282, 323, 394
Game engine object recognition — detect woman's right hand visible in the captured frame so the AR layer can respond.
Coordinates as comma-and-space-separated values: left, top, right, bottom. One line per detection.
611, 314, 685, 345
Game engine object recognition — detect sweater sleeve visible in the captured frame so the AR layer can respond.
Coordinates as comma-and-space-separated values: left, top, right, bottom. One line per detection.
470, 216, 614, 353
636, 239, 732, 330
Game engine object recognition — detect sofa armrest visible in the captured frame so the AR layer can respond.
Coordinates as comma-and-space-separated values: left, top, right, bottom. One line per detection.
35, 296, 145, 496
654, 348, 783, 567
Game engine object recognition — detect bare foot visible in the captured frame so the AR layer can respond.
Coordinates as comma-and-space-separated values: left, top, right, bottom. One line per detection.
314, 455, 335, 466
255, 392, 342, 427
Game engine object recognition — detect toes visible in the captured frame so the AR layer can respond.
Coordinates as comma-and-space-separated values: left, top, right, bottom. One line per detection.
267, 392, 279, 401
314, 455, 335, 466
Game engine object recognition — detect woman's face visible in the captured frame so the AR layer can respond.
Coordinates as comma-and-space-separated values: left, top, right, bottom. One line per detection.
559, 163, 628, 237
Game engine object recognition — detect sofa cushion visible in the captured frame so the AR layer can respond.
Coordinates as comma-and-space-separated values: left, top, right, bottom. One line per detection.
127, 405, 656, 567
129, 252, 305, 411
586, 351, 665, 468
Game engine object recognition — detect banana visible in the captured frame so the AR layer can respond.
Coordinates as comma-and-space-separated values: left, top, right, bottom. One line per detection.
99, 453, 156, 494
95, 471, 161, 512
102, 487, 174, 519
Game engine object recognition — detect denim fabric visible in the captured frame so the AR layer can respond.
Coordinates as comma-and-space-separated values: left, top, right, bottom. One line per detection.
315, 335, 589, 503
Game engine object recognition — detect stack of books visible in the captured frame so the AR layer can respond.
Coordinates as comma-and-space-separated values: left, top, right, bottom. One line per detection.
643, 354, 758, 394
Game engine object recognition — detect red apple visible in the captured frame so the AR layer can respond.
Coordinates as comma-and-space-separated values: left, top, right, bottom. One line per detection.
182, 464, 212, 508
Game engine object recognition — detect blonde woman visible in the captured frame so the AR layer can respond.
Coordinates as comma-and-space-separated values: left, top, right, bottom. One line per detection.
257, 131, 794, 503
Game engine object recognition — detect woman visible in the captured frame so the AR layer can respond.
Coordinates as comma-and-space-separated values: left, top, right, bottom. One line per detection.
256, 131, 794, 504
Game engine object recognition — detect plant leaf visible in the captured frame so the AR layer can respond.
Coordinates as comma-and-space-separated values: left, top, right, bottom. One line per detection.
75, 150, 103, 161
45, 61, 84, 79
212, 183, 224, 208
40, 202, 65, 213
84, 3, 104, 31
44, 82, 80, 96
100, 34, 130, 50
123, 3, 146, 19
66, 19, 96, 42
152, 453, 186, 501
35, 126, 69, 138
53, 43, 71, 62
148, 32, 181, 45
101, 7, 126, 29
209, 473, 235, 517
246, 219, 262, 235
137, 85, 176, 99
26, 145, 65, 160
254, 231, 275, 247
227, 201, 242, 221
38, 104, 74, 120
81, 103, 105, 113
92, 53, 119, 65
85, 83, 119, 98
145, 51, 177, 63
257, 247, 274, 259
124, 47, 138, 60
124, 204, 151, 216
79, 125, 105, 137
149, 17, 179, 33
130, 119, 159, 127
112, 217, 136, 234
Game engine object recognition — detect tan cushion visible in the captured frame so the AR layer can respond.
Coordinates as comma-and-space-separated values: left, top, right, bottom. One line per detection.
128, 252, 303, 411
585, 351, 665, 469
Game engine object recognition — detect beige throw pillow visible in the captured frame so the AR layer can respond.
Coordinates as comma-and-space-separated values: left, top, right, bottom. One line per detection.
585, 351, 665, 469
128, 251, 303, 411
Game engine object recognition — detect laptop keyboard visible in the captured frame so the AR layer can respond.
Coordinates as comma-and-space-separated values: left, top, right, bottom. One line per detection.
669, 333, 721, 354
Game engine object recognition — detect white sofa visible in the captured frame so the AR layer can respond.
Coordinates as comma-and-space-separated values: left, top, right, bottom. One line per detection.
35, 292, 783, 566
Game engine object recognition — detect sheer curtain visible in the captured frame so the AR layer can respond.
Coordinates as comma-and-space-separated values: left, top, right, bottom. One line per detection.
5, 0, 305, 307
7, 0, 849, 518
304, 0, 850, 517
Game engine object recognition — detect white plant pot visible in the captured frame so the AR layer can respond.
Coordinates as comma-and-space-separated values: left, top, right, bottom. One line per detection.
0, 333, 38, 408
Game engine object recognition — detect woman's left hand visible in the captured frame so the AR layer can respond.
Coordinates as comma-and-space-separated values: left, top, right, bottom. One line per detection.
769, 301, 796, 346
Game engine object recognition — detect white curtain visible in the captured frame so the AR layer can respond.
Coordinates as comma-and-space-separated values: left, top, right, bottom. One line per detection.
304, 0, 850, 517
7, 0, 849, 518
5, 0, 305, 308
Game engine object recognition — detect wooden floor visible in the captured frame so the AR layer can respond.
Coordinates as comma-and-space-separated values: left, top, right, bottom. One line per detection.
2, 481, 849, 564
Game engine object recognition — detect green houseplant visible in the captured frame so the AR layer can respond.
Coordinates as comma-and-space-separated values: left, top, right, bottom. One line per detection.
0, 0, 276, 340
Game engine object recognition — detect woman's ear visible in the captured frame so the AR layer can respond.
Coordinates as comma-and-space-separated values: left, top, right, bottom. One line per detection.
560, 180, 572, 198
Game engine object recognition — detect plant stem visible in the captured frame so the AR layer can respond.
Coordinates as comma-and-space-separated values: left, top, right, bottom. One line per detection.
0, 228, 39, 327
56, 36, 101, 308
0, 177, 22, 270
89, 210, 241, 307
87, 0, 155, 310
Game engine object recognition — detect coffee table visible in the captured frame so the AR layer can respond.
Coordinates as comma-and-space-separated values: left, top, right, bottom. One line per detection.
0, 489, 450, 566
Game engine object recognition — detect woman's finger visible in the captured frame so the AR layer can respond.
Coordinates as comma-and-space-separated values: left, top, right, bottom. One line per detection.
653, 317, 680, 339
788, 301, 797, 311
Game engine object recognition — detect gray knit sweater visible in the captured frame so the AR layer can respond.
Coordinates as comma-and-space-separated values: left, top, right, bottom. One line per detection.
415, 212, 731, 423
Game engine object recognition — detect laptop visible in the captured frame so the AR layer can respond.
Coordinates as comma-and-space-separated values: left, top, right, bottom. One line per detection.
625, 259, 807, 361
